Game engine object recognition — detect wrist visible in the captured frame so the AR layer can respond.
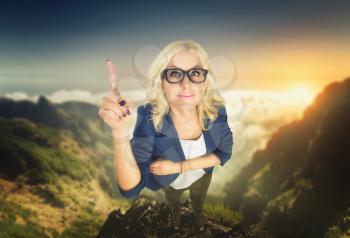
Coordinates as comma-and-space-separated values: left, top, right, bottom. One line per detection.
112, 129, 129, 140
178, 161, 183, 174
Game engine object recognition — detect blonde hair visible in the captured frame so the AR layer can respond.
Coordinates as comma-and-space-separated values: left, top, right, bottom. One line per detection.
146, 40, 225, 133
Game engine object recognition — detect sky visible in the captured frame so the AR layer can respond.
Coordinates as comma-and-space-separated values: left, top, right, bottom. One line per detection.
0, 0, 349, 96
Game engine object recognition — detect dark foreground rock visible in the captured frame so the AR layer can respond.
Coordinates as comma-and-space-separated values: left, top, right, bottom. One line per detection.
96, 197, 245, 238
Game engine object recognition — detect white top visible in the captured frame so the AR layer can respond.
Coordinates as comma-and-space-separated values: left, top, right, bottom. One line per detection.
169, 132, 207, 189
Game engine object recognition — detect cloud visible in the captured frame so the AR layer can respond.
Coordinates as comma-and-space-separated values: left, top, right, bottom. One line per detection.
2, 89, 148, 105
2, 91, 38, 102
222, 88, 316, 150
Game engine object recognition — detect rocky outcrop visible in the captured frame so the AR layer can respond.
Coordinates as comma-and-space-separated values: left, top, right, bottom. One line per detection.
96, 197, 245, 238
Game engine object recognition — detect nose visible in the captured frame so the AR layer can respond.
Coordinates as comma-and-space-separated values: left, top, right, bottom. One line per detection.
180, 74, 192, 87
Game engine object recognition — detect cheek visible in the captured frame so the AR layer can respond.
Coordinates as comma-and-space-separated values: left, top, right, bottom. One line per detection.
163, 85, 178, 99
195, 87, 204, 99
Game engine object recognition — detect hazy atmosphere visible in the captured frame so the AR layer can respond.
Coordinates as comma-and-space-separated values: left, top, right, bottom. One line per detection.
1, 1, 349, 237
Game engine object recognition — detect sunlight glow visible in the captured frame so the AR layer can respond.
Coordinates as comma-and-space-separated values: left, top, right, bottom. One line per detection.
289, 84, 315, 105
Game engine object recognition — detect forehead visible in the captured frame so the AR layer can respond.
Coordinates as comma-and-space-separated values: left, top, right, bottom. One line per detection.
167, 51, 202, 70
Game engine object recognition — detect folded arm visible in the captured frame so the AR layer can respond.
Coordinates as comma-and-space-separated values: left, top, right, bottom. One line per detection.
151, 105, 234, 174
181, 153, 221, 171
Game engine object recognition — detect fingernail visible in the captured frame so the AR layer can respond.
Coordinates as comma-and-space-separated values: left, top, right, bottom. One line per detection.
123, 113, 126, 117
126, 109, 130, 115
119, 100, 126, 106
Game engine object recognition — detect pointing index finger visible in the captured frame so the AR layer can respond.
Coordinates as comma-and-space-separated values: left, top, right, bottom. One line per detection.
106, 59, 121, 97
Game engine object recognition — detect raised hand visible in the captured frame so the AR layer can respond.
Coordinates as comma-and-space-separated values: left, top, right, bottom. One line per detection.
98, 59, 133, 138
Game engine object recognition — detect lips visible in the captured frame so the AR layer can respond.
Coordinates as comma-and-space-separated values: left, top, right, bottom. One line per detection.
178, 94, 194, 97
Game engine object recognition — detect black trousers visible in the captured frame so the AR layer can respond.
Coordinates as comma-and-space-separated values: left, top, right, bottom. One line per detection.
161, 172, 212, 218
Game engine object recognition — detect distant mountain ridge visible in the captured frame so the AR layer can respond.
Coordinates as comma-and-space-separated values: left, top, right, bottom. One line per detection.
0, 95, 108, 147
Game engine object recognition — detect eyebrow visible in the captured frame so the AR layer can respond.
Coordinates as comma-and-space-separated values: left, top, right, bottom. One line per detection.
166, 65, 203, 70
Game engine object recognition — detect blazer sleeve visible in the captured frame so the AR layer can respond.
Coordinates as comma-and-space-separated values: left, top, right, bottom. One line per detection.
117, 105, 154, 198
213, 105, 234, 166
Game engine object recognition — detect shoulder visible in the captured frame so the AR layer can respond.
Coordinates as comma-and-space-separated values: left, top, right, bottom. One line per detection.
136, 102, 153, 117
214, 104, 228, 120
209, 104, 228, 127
217, 104, 227, 116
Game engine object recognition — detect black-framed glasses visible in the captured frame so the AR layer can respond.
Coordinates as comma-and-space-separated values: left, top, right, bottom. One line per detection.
161, 67, 208, 84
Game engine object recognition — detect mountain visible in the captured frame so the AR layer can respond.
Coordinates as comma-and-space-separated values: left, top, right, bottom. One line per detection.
223, 77, 350, 237
0, 96, 130, 238
1, 76, 349, 237
0, 95, 110, 147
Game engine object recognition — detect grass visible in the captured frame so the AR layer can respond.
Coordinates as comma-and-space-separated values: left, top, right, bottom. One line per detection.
203, 201, 241, 227
59, 210, 104, 238
0, 200, 49, 238
0, 118, 94, 185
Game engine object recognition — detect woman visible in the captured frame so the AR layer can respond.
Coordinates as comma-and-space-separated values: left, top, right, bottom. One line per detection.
98, 40, 234, 232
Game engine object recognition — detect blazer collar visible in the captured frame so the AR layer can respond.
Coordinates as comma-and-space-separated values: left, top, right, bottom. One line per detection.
159, 110, 211, 138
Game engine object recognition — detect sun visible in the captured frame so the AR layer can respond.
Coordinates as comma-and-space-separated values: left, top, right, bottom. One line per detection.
289, 84, 316, 105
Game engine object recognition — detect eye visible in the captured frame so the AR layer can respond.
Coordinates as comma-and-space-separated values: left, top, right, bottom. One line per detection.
190, 70, 201, 76
169, 70, 182, 77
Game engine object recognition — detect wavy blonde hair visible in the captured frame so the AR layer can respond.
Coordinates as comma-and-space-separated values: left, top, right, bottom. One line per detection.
146, 40, 225, 133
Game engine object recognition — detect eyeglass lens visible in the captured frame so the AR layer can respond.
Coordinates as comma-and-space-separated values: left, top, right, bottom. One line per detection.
166, 69, 206, 83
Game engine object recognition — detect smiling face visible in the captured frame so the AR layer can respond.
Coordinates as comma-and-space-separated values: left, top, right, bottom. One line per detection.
161, 50, 207, 110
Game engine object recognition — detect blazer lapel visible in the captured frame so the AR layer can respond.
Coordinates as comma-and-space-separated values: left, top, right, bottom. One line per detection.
159, 111, 178, 138
158, 111, 219, 158
158, 111, 186, 163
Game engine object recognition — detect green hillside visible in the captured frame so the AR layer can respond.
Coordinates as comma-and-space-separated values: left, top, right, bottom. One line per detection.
0, 97, 131, 238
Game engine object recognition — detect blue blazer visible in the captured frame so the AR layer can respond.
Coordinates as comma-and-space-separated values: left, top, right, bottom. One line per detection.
117, 103, 234, 198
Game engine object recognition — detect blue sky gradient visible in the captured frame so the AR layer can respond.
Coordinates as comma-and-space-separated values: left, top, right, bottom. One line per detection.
0, 0, 349, 94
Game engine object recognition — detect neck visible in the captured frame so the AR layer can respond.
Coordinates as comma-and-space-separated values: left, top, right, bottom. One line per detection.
170, 104, 198, 122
